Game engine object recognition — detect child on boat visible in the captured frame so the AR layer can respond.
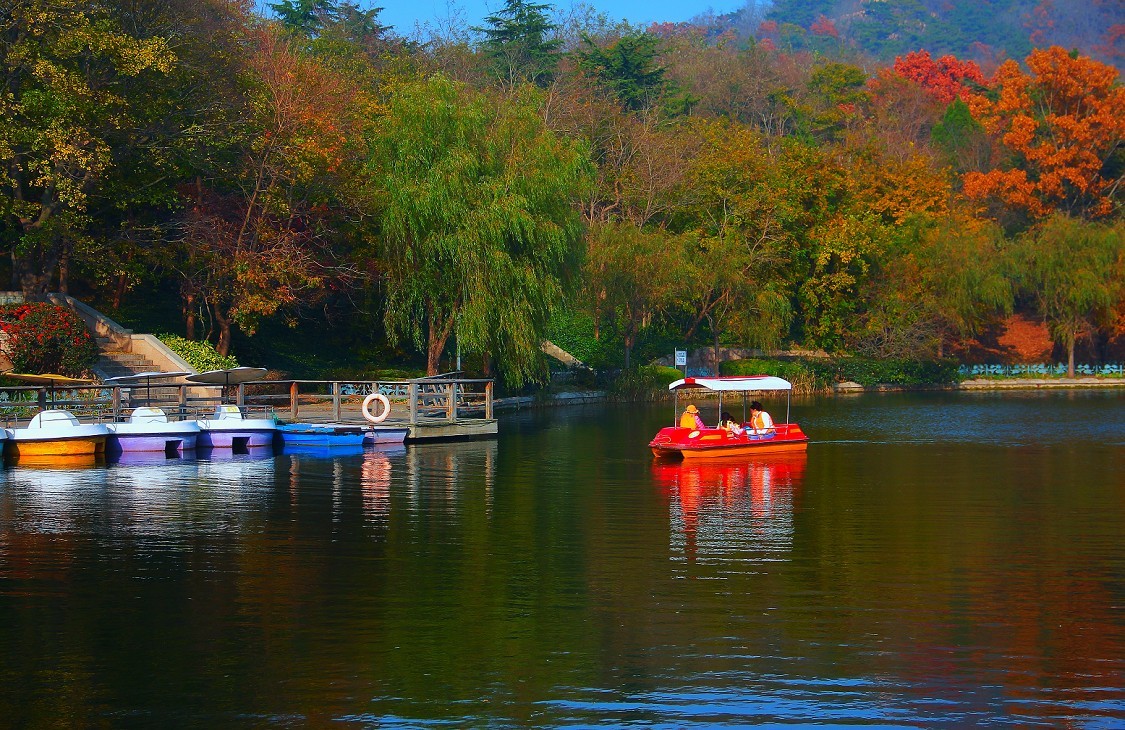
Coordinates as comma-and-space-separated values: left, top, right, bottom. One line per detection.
680, 404, 706, 430
719, 411, 744, 437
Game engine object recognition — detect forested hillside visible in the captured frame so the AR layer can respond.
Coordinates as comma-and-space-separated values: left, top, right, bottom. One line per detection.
1, 0, 1122, 384
722, 0, 1124, 71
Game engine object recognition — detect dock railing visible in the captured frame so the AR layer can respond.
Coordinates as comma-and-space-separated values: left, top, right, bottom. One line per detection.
237, 378, 494, 425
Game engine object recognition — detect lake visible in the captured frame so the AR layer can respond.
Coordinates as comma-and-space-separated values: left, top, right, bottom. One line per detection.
1, 391, 1123, 727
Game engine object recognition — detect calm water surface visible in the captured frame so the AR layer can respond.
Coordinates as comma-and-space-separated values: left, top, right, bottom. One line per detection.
1, 391, 1123, 727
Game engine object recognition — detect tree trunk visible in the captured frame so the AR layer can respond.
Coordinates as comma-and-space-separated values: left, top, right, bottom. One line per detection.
1067, 334, 1076, 379
623, 331, 633, 370
712, 319, 721, 377
482, 351, 494, 378
113, 272, 129, 309
214, 305, 232, 357
58, 252, 70, 295
426, 310, 456, 376
14, 239, 61, 301
183, 291, 197, 341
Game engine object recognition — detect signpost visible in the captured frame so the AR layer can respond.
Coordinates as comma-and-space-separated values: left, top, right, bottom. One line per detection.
675, 350, 687, 376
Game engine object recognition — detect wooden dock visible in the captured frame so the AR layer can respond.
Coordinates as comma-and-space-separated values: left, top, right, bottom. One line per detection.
240, 377, 497, 442
0, 377, 498, 442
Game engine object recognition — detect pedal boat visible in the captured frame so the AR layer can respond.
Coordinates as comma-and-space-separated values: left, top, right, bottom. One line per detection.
649, 376, 809, 459
107, 407, 200, 454
7, 409, 110, 458
196, 405, 276, 449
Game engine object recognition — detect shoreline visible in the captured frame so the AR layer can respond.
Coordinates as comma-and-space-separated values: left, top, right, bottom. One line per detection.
494, 378, 1125, 411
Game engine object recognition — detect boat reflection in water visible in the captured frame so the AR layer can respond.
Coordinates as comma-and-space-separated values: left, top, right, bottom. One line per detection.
652, 451, 807, 566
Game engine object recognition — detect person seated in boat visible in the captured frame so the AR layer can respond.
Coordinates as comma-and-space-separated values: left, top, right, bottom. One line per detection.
719, 411, 744, 437
679, 404, 706, 430
749, 401, 775, 436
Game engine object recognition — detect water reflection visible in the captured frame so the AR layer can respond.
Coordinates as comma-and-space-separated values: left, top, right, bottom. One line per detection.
653, 453, 807, 566
404, 439, 497, 511
361, 447, 394, 523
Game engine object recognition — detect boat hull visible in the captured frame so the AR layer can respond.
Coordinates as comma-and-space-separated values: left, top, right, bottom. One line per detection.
108, 423, 200, 453
365, 426, 409, 445
649, 425, 808, 460
277, 423, 367, 448
9, 434, 108, 457
197, 418, 276, 449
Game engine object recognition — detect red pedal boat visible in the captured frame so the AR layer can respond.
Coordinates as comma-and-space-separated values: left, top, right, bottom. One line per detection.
649, 376, 809, 459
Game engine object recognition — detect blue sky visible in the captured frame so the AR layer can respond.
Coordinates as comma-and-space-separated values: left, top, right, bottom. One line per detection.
378, 1, 749, 35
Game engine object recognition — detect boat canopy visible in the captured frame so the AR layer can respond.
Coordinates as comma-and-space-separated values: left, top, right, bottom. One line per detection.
668, 375, 792, 392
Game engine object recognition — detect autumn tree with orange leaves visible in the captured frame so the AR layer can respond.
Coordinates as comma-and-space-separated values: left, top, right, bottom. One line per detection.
962, 47, 1125, 222
892, 50, 986, 104
176, 28, 364, 355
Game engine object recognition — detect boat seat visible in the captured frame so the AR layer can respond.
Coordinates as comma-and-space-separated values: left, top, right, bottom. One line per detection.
129, 407, 169, 424
212, 405, 245, 421
28, 410, 81, 429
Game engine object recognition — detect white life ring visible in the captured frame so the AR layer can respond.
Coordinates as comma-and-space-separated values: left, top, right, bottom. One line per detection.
362, 392, 391, 423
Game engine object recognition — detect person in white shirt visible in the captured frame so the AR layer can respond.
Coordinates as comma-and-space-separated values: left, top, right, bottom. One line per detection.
749, 401, 774, 436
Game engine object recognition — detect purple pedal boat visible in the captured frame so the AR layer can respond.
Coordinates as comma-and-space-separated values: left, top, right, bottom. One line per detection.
107, 407, 200, 454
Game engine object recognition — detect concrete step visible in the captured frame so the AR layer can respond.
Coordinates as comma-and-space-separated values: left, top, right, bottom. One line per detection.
100, 352, 155, 367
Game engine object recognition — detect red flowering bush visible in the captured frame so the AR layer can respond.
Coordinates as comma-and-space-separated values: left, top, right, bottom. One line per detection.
0, 303, 99, 377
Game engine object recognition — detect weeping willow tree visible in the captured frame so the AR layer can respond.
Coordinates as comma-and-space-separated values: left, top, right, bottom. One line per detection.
370, 75, 592, 384
1014, 214, 1124, 377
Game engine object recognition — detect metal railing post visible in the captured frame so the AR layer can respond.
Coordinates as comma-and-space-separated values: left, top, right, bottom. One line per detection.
237, 383, 245, 407
112, 386, 122, 422
447, 381, 456, 422
332, 381, 341, 422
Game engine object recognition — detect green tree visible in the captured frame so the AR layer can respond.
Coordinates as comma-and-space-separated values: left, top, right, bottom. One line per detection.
474, 0, 561, 87
369, 75, 590, 384
270, 0, 387, 40
577, 31, 667, 111
0, 0, 174, 298
930, 98, 990, 175
1014, 214, 1124, 377
856, 213, 1012, 358
582, 221, 679, 369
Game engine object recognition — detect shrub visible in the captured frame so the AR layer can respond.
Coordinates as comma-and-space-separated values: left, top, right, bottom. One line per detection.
721, 356, 962, 390
156, 333, 238, 372
719, 358, 824, 393
610, 365, 684, 399
0, 303, 99, 377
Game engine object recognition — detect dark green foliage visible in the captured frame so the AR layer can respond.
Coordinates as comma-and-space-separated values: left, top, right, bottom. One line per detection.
475, 0, 561, 86
577, 32, 667, 110
931, 99, 989, 174
610, 365, 683, 399
0, 304, 99, 377
721, 356, 963, 390
270, 0, 387, 40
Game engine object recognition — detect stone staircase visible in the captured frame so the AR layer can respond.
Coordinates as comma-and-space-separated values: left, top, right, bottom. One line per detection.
93, 338, 160, 380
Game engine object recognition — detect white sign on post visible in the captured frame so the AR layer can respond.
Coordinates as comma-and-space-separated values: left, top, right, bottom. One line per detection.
674, 350, 687, 367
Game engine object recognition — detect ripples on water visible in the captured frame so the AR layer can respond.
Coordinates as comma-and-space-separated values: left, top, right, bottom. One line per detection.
1, 391, 1123, 727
